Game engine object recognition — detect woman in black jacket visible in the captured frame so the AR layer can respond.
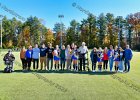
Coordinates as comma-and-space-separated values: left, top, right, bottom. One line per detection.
90, 47, 98, 72
118, 47, 125, 73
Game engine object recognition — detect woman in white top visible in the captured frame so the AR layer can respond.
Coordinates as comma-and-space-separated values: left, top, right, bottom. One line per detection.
53, 45, 60, 70
65, 45, 72, 70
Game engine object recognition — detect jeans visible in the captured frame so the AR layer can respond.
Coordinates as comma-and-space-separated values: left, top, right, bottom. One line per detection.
109, 57, 114, 71
125, 59, 130, 71
47, 58, 53, 70
33, 59, 39, 69
118, 61, 124, 71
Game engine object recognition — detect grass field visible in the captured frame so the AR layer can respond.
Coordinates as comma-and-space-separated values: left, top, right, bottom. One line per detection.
0, 50, 140, 100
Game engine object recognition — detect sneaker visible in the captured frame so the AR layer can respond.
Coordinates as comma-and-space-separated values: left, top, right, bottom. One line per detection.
92, 70, 95, 72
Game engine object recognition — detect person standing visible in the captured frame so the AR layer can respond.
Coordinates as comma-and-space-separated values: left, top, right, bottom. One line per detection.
118, 47, 125, 73
72, 45, 79, 72
78, 42, 88, 71
25, 46, 33, 71
60, 45, 66, 70
114, 46, 119, 72
46, 43, 54, 71
107, 45, 114, 72
40, 44, 47, 70
124, 45, 133, 72
90, 47, 98, 72
97, 47, 103, 72
20, 46, 27, 71
103, 47, 109, 71
65, 45, 72, 70
32, 44, 40, 70
54, 45, 60, 71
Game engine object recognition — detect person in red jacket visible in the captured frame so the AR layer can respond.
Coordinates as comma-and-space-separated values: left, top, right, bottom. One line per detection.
103, 47, 109, 71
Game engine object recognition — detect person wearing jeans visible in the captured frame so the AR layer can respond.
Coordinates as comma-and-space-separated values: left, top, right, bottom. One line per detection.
124, 45, 133, 72
46, 43, 54, 70
107, 45, 114, 72
32, 44, 40, 70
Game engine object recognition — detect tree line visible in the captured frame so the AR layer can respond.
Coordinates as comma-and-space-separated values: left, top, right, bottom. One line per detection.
1, 12, 140, 50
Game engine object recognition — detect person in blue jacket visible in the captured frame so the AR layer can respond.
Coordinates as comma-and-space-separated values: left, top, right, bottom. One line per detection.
25, 45, 33, 71
90, 47, 98, 72
124, 45, 133, 72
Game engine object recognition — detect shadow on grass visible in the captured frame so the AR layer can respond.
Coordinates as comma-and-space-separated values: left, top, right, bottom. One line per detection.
0, 70, 116, 75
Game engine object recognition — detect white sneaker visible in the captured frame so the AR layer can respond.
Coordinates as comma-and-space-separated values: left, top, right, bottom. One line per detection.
92, 70, 95, 72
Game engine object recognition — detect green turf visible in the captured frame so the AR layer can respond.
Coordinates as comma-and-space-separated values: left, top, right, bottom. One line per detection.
0, 51, 140, 100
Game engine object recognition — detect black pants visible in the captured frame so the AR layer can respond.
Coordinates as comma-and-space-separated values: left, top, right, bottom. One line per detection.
92, 61, 97, 70
61, 58, 65, 70
21, 58, 27, 70
79, 57, 85, 71
26, 58, 32, 70
33, 59, 39, 69
103, 60, 108, 70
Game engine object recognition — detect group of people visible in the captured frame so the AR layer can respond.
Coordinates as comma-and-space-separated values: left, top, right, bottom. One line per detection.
19, 42, 88, 72
90, 45, 133, 72
3, 42, 133, 73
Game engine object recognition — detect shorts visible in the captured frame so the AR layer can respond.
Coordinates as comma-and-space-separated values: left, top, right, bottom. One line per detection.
97, 58, 103, 62
54, 56, 60, 61
72, 55, 78, 60
114, 58, 119, 61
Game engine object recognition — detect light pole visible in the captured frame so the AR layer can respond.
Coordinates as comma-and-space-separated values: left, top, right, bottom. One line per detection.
58, 15, 64, 48
0, 15, 4, 48
117, 16, 122, 47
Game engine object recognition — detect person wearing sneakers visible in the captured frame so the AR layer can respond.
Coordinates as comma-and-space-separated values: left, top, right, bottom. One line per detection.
107, 45, 114, 72
118, 47, 125, 73
90, 47, 98, 72
124, 45, 133, 72
114, 46, 119, 72
53, 45, 60, 71
97, 47, 103, 72
25, 45, 33, 71
103, 47, 109, 71
60, 45, 66, 70
72, 45, 79, 72
40, 43, 47, 70
32, 44, 40, 70
20, 46, 27, 71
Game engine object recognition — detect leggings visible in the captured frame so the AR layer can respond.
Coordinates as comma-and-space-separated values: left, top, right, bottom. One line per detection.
103, 60, 108, 70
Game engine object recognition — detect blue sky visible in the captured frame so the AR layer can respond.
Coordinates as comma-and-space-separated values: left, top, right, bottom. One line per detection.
0, 0, 140, 29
